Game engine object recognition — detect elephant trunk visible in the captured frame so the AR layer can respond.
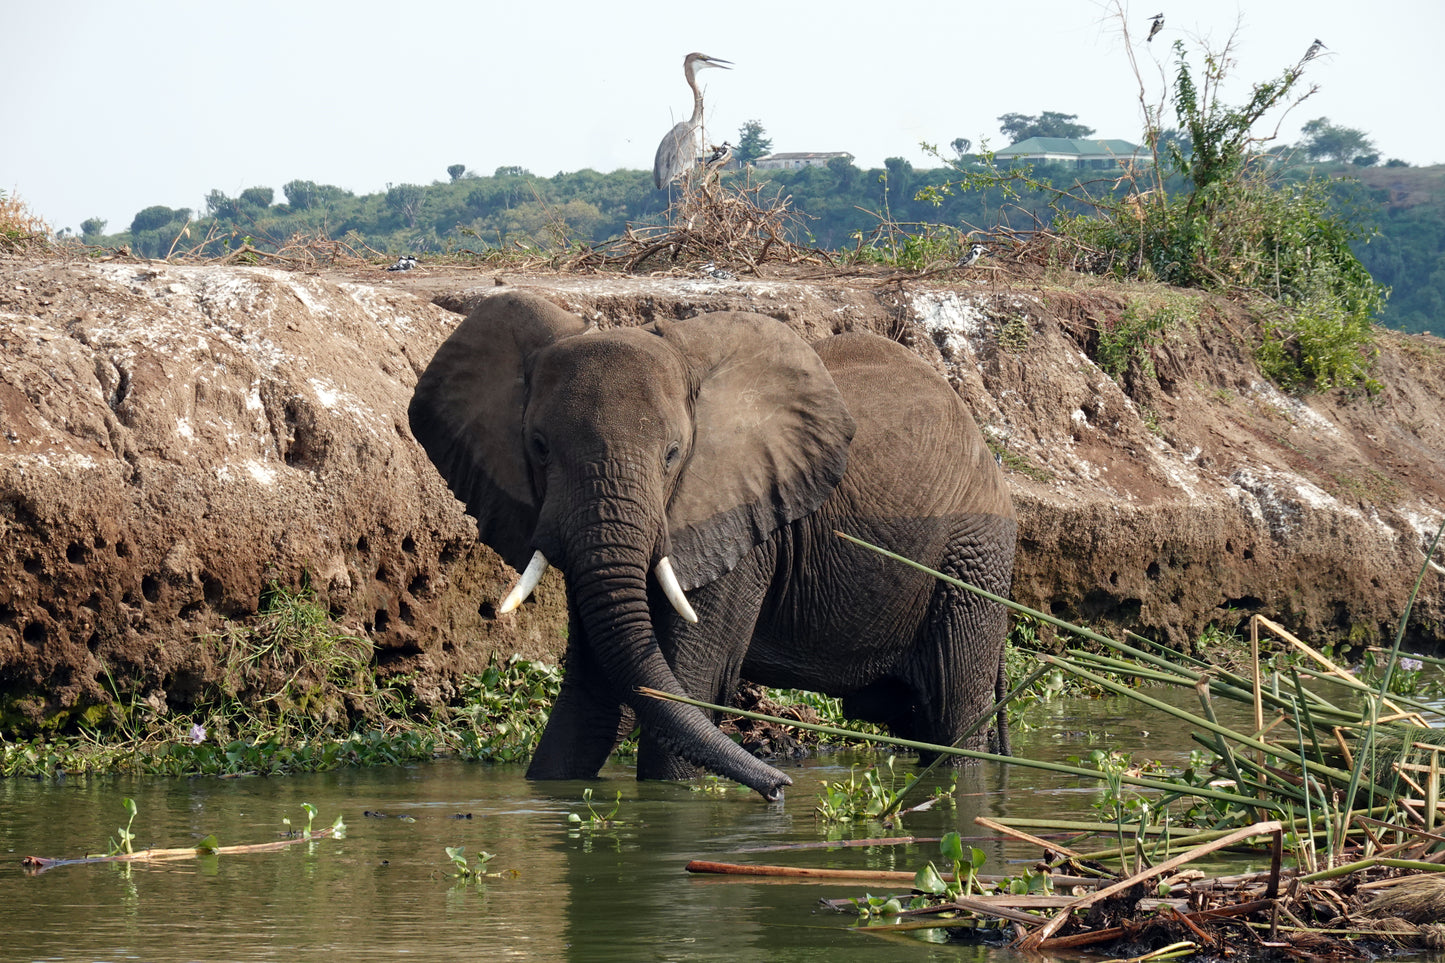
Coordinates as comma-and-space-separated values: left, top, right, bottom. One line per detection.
561, 519, 791, 800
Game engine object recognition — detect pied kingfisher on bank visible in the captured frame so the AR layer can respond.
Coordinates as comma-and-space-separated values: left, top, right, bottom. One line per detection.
956, 243, 987, 268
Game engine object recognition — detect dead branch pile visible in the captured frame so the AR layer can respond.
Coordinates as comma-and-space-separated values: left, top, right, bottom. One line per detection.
564, 178, 828, 275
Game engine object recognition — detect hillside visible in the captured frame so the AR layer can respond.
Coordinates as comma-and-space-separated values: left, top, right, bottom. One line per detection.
0, 254, 1442, 729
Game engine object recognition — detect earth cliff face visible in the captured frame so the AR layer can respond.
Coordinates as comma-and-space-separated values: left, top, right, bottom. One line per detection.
1, 258, 1442, 729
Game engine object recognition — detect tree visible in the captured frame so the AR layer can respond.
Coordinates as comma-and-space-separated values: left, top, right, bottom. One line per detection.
385, 183, 426, 227
997, 111, 1095, 143
494, 166, 530, 177
239, 187, 274, 209
447, 164, 467, 182
284, 180, 319, 210
827, 155, 857, 191
950, 137, 972, 159
206, 190, 241, 219
1298, 117, 1376, 164
130, 205, 188, 234
734, 119, 772, 164
80, 217, 107, 240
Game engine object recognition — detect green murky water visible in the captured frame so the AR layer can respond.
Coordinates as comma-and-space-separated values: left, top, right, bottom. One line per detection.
0, 693, 1231, 962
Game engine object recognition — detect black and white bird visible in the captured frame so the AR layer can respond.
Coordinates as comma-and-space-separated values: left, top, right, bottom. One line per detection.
956, 243, 987, 269
702, 141, 733, 174
699, 261, 736, 281
1146, 13, 1164, 41
386, 255, 418, 272
1303, 38, 1326, 61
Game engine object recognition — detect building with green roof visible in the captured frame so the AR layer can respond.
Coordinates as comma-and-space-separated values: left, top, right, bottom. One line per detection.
992, 137, 1146, 169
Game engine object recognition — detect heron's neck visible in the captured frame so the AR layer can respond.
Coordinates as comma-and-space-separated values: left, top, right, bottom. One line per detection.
685, 68, 705, 126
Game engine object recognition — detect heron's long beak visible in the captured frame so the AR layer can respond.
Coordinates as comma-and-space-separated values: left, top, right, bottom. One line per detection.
700, 56, 733, 69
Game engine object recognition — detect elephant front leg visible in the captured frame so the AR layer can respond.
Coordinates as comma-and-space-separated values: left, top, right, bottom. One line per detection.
528, 633, 629, 781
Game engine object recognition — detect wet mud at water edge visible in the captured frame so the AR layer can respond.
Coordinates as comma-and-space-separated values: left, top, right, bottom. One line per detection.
0, 690, 1414, 963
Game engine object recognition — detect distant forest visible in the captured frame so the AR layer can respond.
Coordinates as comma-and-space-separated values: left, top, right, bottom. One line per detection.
86, 151, 1443, 336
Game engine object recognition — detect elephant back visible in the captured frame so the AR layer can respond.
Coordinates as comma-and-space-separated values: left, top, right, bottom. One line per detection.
812, 333, 1014, 524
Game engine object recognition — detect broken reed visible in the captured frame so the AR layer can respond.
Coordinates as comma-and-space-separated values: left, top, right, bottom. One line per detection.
845, 526, 1445, 865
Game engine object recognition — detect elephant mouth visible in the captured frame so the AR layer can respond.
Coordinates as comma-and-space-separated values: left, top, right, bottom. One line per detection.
498, 549, 699, 624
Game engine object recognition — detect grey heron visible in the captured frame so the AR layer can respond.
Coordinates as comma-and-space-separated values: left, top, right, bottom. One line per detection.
653, 52, 732, 190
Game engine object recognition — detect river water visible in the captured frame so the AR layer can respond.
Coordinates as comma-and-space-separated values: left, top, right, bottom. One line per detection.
2, 692, 1249, 962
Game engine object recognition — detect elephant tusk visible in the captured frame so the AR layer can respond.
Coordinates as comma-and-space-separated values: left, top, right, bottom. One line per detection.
654, 556, 699, 624
499, 551, 550, 614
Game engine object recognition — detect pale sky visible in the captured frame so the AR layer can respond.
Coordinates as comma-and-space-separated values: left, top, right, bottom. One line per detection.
6, 0, 1442, 235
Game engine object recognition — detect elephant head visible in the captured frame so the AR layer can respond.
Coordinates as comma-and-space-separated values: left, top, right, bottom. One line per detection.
409, 292, 855, 797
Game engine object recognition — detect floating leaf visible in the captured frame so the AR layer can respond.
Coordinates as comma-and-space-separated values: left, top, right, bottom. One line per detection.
914, 862, 948, 895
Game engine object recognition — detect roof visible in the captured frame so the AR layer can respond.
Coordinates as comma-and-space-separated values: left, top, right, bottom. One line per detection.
994, 137, 1142, 157
756, 151, 854, 161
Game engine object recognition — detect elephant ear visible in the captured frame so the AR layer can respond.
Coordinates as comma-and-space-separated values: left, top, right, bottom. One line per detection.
656, 313, 855, 589
408, 291, 588, 571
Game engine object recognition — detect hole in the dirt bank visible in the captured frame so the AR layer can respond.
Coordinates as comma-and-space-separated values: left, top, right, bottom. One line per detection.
122, 590, 140, 607
373, 609, 390, 631
408, 574, 429, 596
1108, 571, 1119, 586
202, 574, 223, 605
22, 621, 47, 644
478, 600, 497, 619
356, 535, 370, 553
1146, 561, 1161, 580
141, 575, 161, 603
81, 593, 102, 612
1049, 598, 1069, 616
23, 555, 42, 574
1242, 547, 1254, 560
0, 603, 16, 625
439, 545, 460, 565
1225, 539, 1235, 554
93, 535, 108, 550
116, 541, 132, 558
66, 542, 90, 564
375, 563, 392, 584
401, 535, 416, 554
178, 601, 204, 620
328, 603, 346, 620
85, 632, 101, 651
398, 600, 414, 625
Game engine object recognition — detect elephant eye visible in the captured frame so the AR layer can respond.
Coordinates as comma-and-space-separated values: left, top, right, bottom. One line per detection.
664, 441, 681, 469
531, 433, 550, 461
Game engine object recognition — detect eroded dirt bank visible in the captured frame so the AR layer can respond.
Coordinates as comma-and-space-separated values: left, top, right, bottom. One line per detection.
1, 258, 1442, 728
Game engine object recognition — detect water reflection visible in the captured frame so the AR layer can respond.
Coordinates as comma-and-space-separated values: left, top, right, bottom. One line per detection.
0, 690, 1249, 962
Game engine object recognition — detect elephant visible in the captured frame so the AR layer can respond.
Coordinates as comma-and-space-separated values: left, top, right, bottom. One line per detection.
408, 291, 1017, 800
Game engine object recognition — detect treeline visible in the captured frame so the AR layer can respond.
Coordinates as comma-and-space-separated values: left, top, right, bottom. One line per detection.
96, 159, 1441, 335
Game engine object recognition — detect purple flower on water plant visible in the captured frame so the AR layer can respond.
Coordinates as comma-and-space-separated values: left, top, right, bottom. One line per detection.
188, 724, 207, 744
1401, 658, 1424, 673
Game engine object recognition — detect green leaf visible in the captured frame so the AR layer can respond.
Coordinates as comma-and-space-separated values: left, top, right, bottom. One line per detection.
196, 834, 220, 854
914, 862, 948, 895
939, 831, 965, 863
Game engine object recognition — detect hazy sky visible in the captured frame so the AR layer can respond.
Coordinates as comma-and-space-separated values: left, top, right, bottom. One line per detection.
7, 0, 1442, 235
